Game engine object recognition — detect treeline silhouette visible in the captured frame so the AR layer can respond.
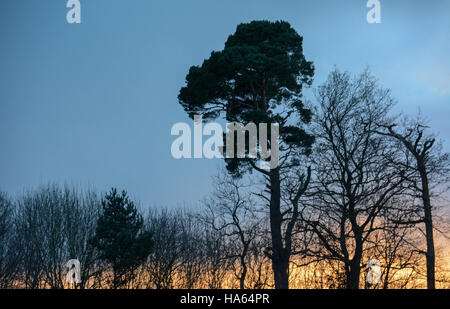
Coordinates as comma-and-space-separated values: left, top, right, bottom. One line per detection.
1, 70, 450, 289
1, 19, 450, 290
0, 164, 449, 289
0, 184, 267, 289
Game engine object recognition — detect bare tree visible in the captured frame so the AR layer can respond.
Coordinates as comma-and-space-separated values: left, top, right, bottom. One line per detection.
244, 232, 272, 289
144, 208, 184, 289
62, 188, 102, 289
0, 191, 21, 288
201, 171, 262, 289
363, 209, 423, 289
376, 115, 450, 289
15, 186, 61, 288
303, 69, 407, 288
177, 212, 204, 289
201, 227, 230, 289
14, 185, 101, 289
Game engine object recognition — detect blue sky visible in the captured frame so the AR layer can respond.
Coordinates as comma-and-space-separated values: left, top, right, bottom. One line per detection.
1, 0, 449, 206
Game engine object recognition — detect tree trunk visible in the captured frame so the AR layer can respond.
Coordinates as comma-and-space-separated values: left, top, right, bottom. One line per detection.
419, 162, 435, 289
239, 255, 247, 289
346, 234, 363, 289
347, 262, 361, 289
269, 168, 289, 289
383, 266, 391, 289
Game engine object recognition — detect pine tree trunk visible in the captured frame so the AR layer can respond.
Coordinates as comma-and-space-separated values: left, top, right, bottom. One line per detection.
269, 168, 289, 289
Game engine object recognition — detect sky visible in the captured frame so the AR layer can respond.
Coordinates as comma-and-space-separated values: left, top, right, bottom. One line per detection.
1, 0, 449, 207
